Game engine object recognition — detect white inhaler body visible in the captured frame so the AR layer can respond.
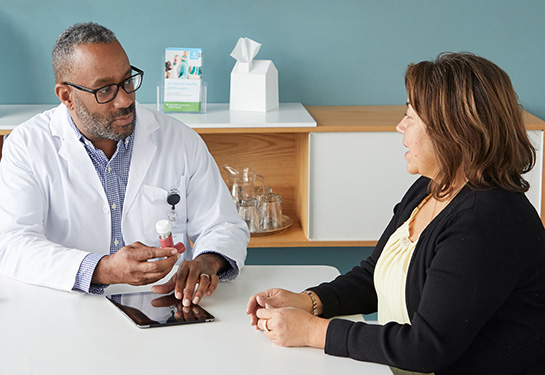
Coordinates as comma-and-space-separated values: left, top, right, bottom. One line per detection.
155, 219, 185, 253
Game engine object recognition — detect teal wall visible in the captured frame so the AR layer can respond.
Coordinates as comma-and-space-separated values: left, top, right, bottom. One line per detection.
1, 0, 545, 118
1, 1, 544, 276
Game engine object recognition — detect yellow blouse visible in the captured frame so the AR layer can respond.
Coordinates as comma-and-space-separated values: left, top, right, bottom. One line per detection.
374, 196, 435, 375
374, 195, 430, 325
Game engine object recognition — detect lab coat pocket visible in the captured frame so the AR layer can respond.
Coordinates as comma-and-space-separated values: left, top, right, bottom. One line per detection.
139, 183, 187, 246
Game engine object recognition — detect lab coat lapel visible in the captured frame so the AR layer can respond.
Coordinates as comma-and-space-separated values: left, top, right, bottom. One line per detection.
124, 104, 159, 214
52, 105, 106, 199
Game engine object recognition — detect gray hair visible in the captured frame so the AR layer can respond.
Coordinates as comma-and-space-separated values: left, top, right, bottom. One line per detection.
52, 22, 116, 82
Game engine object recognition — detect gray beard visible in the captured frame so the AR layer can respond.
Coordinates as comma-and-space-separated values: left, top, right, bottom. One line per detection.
73, 96, 136, 142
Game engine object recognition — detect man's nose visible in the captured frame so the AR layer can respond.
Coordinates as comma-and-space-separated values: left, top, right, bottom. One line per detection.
112, 86, 133, 108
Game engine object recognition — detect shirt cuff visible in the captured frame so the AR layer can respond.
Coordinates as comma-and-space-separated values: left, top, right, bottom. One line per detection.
200, 251, 239, 281
73, 253, 108, 294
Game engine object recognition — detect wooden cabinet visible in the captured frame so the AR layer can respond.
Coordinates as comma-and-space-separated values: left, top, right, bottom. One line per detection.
199, 106, 545, 247
2, 104, 544, 248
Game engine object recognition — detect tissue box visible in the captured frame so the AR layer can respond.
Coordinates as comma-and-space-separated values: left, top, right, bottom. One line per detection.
230, 60, 279, 112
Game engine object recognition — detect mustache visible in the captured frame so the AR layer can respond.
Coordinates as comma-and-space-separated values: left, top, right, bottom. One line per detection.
113, 102, 135, 118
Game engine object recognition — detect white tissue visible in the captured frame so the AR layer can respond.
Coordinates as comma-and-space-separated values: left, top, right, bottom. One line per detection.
230, 37, 262, 73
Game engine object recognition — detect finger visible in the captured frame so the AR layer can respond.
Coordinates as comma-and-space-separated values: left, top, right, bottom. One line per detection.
182, 266, 201, 307
142, 255, 179, 282
134, 245, 179, 262
192, 273, 211, 305
152, 252, 180, 270
174, 265, 190, 300
248, 310, 259, 327
256, 307, 272, 320
246, 294, 261, 315
256, 295, 269, 308
127, 262, 178, 286
151, 274, 176, 294
259, 318, 273, 333
206, 274, 219, 296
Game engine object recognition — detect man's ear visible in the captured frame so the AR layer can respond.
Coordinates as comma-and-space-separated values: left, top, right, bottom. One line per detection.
55, 83, 74, 110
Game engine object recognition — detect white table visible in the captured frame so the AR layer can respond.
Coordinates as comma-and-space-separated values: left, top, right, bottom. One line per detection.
0, 265, 391, 375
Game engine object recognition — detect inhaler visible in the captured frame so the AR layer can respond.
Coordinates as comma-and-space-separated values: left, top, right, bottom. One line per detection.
155, 219, 185, 253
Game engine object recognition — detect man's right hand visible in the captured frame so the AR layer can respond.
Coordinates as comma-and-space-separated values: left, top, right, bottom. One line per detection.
92, 241, 180, 285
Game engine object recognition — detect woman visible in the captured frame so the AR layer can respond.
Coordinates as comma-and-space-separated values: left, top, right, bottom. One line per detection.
247, 52, 545, 374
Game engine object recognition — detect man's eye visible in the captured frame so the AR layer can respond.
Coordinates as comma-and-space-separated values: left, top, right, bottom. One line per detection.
98, 86, 113, 95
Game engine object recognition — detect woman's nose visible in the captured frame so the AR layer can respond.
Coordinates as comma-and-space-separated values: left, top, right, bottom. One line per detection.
396, 118, 406, 134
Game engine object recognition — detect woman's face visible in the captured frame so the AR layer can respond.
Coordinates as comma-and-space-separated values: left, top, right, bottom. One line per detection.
396, 104, 440, 178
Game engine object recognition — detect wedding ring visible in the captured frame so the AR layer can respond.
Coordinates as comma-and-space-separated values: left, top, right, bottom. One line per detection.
199, 273, 210, 280
264, 319, 271, 332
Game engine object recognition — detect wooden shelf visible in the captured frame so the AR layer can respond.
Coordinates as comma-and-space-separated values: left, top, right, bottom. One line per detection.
248, 219, 376, 248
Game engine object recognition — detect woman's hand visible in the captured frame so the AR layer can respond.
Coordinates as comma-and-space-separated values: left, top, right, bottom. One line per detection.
246, 288, 314, 326
255, 306, 329, 348
247, 288, 329, 348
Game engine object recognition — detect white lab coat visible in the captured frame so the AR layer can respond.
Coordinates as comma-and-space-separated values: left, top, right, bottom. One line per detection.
0, 103, 249, 292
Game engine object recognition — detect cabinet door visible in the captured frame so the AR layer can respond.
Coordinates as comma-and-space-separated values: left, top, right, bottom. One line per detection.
309, 132, 417, 241
309, 131, 543, 241
526, 130, 543, 212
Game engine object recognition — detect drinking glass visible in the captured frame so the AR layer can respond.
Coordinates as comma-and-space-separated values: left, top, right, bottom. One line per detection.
238, 197, 259, 233
258, 193, 283, 231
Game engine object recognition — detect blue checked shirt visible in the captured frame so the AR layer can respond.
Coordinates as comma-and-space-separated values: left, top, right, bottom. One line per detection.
68, 112, 133, 294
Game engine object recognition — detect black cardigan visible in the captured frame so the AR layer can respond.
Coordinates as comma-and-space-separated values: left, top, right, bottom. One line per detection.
310, 177, 545, 374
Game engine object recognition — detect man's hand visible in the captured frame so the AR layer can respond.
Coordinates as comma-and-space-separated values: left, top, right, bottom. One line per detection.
152, 253, 228, 306
92, 241, 180, 285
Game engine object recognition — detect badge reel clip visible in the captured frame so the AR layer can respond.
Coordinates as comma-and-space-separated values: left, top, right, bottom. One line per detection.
167, 189, 181, 222
154, 189, 185, 255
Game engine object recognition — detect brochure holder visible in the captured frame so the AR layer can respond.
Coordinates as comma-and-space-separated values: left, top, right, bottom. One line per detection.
156, 81, 207, 114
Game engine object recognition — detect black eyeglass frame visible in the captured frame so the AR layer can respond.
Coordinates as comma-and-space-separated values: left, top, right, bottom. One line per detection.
63, 65, 144, 104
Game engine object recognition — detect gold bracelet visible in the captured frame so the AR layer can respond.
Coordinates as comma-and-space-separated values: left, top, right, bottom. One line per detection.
303, 290, 319, 316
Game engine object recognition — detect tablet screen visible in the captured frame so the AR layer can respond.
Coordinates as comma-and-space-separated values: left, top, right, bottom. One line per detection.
106, 291, 215, 328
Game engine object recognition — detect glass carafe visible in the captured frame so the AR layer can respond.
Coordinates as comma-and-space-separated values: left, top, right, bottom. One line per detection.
223, 165, 267, 204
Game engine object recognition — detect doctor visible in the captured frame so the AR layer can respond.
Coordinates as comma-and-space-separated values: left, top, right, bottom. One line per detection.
0, 22, 249, 306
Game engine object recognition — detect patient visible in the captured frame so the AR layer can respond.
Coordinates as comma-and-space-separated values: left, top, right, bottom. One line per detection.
247, 52, 545, 374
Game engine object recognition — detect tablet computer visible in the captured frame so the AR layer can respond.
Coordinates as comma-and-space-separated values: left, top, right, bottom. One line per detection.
106, 291, 215, 328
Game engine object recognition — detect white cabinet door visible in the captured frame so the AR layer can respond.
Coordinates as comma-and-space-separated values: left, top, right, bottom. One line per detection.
309, 132, 417, 241
309, 131, 543, 241
525, 130, 543, 212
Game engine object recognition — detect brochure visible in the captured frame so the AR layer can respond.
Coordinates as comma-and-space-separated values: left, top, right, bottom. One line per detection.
164, 47, 203, 112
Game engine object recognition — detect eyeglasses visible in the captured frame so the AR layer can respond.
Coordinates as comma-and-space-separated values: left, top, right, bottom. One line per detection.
63, 65, 144, 104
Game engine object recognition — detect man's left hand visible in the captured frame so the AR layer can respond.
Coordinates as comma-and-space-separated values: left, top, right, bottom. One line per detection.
151, 253, 227, 306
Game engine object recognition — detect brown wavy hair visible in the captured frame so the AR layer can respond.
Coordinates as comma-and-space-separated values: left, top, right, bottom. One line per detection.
405, 52, 536, 198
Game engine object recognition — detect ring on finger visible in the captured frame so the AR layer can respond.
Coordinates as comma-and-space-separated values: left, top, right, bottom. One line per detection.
264, 319, 271, 332
199, 273, 211, 280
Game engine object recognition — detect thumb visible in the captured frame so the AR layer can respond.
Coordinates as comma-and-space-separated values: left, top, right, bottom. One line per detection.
256, 294, 273, 308
151, 275, 176, 294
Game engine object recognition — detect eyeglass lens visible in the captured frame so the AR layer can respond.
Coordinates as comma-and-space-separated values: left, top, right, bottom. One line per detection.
96, 73, 142, 103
